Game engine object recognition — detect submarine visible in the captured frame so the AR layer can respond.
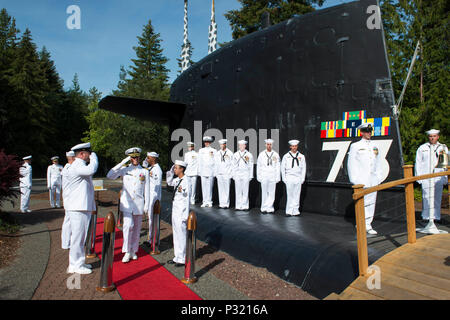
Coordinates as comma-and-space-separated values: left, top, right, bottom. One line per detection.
100, 0, 407, 298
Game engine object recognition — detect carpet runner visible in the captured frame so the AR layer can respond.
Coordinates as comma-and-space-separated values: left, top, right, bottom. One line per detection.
94, 217, 201, 300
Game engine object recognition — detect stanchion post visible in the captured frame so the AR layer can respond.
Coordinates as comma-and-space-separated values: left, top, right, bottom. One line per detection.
96, 211, 116, 293
182, 211, 197, 284
403, 165, 416, 244
353, 184, 368, 277
117, 190, 122, 227
150, 200, 161, 255
85, 193, 98, 259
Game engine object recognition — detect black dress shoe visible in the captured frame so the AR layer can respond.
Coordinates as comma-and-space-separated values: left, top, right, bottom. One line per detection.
167, 259, 176, 264
175, 263, 185, 267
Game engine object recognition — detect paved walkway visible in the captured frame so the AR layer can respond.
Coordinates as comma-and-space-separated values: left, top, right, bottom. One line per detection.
0, 180, 248, 300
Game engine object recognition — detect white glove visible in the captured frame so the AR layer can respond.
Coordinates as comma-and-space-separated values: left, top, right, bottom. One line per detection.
121, 156, 131, 165
90, 152, 98, 161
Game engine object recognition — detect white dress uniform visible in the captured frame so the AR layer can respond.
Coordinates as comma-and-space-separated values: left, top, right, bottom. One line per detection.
257, 148, 281, 212
64, 144, 98, 273
281, 149, 306, 216
166, 163, 190, 264
61, 161, 72, 249
415, 141, 448, 221
19, 157, 32, 213
107, 155, 150, 258
233, 146, 253, 210
198, 139, 217, 207
347, 137, 383, 231
215, 143, 233, 208
47, 160, 63, 207
184, 145, 198, 205
142, 156, 162, 242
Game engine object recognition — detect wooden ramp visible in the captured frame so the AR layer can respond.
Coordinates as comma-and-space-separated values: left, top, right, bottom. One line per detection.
325, 234, 450, 300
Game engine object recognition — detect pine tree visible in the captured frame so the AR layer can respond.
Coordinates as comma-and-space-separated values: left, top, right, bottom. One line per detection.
225, 0, 324, 40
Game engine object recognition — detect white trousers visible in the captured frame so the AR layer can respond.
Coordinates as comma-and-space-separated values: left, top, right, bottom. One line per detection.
172, 209, 188, 264
421, 180, 443, 220
61, 211, 71, 249
285, 181, 302, 215
147, 197, 158, 241
49, 183, 61, 207
122, 212, 143, 253
20, 186, 31, 212
201, 176, 214, 206
216, 175, 231, 208
68, 210, 91, 269
260, 180, 276, 212
234, 178, 250, 210
187, 176, 197, 204
363, 191, 377, 229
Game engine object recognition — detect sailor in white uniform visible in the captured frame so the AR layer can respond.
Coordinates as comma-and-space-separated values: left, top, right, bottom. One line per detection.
281, 140, 306, 216
257, 139, 281, 213
166, 160, 190, 266
184, 142, 198, 205
415, 129, 448, 221
107, 147, 150, 263
347, 123, 383, 235
47, 156, 63, 208
61, 151, 75, 249
142, 151, 162, 245
65, 142, 98, 274
233, 140, 253, 210
19, 155, 32, 213
198, 136, 216, 207
215, 139, 233, 208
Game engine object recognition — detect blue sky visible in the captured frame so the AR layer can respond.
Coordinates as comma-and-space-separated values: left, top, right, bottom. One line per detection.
1, 0, 350, 97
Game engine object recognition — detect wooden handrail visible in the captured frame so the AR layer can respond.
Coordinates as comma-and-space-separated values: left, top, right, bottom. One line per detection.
353, 169, 449, 200
353, 164, 449, 277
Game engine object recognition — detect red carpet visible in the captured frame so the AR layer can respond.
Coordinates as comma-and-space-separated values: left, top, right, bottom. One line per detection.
94, 218, 201, 300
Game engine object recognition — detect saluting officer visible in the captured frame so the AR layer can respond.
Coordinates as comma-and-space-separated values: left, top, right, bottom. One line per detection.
166, 160, 190, 267
215, 139, 233, 208
257, 139, 281, 213
142, 151, 162, 244
47, 156, 63, 208
232, 140, 253, 210
19, 155, 33, 213
65, 142, 98, 274
347, 123, 383, 235
184, 142, 198, 205
281, 140, 306, 217
415, 129, 448, 222
61, 151, 75, 249
107, 147, 150, 263
198, 136, 216, 207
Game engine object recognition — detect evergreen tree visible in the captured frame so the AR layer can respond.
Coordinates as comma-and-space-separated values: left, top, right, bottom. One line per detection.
85, 19, 171, 172
225, 0, 324, 40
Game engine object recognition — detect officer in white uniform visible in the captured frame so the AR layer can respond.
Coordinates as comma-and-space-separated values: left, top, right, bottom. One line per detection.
107, 147, 150, 263
65, 142, 98, 274
215, 139, 233, 208
233, 140, 253, 210
19, 155, 32, 213
184, 142, 198, 205
415, 129, 448, 221
257, 139, 281, 213
347, 123, 383, 235
47, 156, 63, 208
142, 151, 162, 245
166, 160, 190, 266
281, 140, 306, 216
198, 136, 216, 207
61, 151, 75, 249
